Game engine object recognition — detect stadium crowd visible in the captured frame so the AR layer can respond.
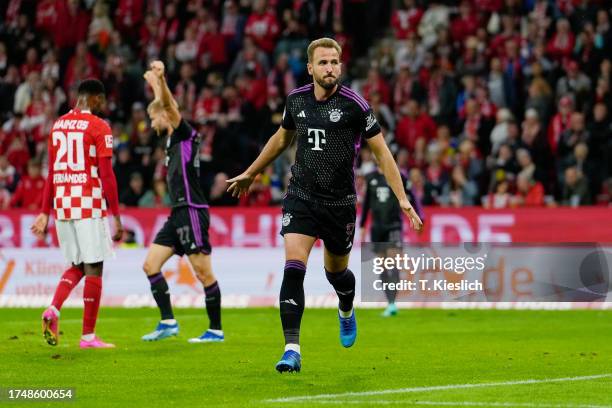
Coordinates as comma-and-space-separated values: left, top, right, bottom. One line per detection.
0, 0, 611, 210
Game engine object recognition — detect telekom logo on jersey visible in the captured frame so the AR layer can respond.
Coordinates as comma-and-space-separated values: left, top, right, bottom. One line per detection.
307, 128, 326, 151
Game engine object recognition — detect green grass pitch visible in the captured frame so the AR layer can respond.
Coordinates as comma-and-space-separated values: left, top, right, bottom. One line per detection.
0, 308, 610, 407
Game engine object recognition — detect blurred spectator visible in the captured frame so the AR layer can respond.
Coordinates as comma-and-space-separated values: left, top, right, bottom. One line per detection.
239, 174, 272, 206
558, 112, 589, 171
114, 0, 144, 39
483, 179, 511, 209
562, 166, 591, 206
439, 165, 479, 207
120, 172, 146, 207
10, 159, 44, 210
548, 95, 573, 155
395, 37, 425, 75
220, 0, 247, 57
391, 0, 423, 40
0, 155, 18, 193
418, 2, 449, 49
229, 37, 269, 82
408, 167, 435, 206
490, 108, 513, 154
546, 18, 575, 62
362, 68, 391, 106
395, 99, 436, 152
138, 178, 171, 208
176, 26, 199, 64
158, 2, 180, 49
88, 1, 113, 52
512, 174, 545, 207
556, 60, 591, 110
14, 71, 39, 114
244, 0, 280, 54
113, 144, 140, 195
208, 172, 238, 206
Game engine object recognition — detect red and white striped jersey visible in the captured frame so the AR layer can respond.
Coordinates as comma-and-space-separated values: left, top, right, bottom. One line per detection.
48, 109, 113, 220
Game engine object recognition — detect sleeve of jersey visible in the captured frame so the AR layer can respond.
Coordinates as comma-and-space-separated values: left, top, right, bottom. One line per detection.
95, 121, 114, 158
174, 119, 194, 141
362, 107, 382, 139
41, 138, 54, 214
98, 157, 120, 215
280, 97, 295, 130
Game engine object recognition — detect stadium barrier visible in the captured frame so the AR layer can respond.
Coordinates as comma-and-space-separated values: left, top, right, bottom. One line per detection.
1, 208, 611, 308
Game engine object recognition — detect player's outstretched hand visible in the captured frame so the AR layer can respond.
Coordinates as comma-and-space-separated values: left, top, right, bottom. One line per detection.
226, 173, 255, 198
150, 60, 165, 78
111, 215, 124, 242
399, 199, 423, 232
31, 213, 49, 239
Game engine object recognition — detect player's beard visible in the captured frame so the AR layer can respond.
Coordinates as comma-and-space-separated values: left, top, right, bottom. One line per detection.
315, 74, 339, 90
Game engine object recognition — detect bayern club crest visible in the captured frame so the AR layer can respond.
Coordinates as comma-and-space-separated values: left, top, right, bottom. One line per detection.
282, 213, 293, 227
329, 109, 343, 122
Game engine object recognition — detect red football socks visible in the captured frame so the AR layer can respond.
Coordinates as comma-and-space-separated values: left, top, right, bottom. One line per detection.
82, 276, 102, 335
51, 266, 85, 311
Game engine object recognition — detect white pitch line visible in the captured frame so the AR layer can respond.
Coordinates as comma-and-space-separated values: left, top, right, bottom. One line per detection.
264, 374, 612, 403
305, 401, 612, 408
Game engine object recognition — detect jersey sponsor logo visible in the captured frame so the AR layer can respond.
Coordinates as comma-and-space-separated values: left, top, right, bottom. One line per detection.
53, 173, 88, 184
365, 112, 377, 131
376, 186, 390, 202
282, 213, 292, 227
329, 108, 342, 122
105, 134, 113, 148
297, 110, 306, 118
307, 128, 326, 151
53, 119, 89, 131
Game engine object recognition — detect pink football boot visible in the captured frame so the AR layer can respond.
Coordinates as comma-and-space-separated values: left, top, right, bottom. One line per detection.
79, 336, 115, 349
42, 307, 60, 346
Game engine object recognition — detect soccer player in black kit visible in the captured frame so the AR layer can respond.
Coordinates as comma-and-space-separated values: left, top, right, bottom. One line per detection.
228, 38, 423, 372
360, 165, 425, 317
140, 61, 223, 343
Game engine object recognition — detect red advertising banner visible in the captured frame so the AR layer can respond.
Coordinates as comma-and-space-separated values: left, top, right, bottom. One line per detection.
1, 207, 611, 248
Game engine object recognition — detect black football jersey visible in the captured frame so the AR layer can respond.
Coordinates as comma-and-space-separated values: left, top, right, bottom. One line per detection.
281, 83, 382, 206
165, 119, 208, 208
360, 170, 423, 231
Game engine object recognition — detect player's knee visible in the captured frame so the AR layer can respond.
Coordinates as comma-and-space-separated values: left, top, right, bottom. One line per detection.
194, 267, 212, 282
142, 260, 156, 276
193, 264, 214, 284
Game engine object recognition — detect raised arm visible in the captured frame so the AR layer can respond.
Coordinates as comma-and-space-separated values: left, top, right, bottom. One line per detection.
144, 70, 163, 100
146, 61, 181, 128
366, 133, 423, 231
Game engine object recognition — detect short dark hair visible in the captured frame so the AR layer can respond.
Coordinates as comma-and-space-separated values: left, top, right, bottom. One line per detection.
77, 78, 105, 96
